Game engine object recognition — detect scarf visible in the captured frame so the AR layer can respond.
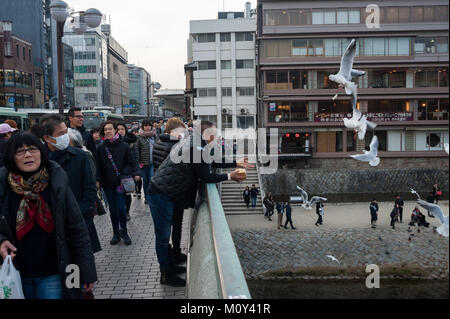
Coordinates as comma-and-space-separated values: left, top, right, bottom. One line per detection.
141, 130, 155, 138
8, 168, 54, 242
108, 133, 120, 143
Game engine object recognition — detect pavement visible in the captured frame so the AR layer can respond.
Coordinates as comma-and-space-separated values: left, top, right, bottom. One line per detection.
91, 193, 189, 299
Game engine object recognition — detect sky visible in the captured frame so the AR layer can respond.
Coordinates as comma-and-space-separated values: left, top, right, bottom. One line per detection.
70, 0, 257, 90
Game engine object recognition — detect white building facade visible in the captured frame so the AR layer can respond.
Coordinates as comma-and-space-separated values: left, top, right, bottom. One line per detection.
188, 10, 257, 133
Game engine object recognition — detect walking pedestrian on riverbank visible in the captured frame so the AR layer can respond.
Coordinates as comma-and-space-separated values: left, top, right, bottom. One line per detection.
263, 193, 274, 221
243, 186, 251, 208
395, 194, 404, 223
276, 201, 284, 229
283, 201, 296, 229
390, 204, 400, 229
370, 199, 379, 229
316, 201, 324, 226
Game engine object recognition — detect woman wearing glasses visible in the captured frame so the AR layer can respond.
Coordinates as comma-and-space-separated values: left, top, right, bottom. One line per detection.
0, 132, 97, 299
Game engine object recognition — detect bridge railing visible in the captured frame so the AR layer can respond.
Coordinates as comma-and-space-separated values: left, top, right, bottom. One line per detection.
187, 183, 251, 299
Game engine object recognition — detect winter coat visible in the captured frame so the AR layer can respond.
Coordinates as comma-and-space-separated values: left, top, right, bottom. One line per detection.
285, 205, 292, 218
0, 138, 8, 167
49, 146, 101, 254
74, 125, 96, 157
263, 196, 274, 209
152, 133, 179, 170
96, 138, 140, 189
0, 161, 97, 299
316, 202, 324, 215
370, 202, 379, 214
136, 133, 156, 166
250, 187, 258, 198
243, 190, 250, 203
390, 206, 399, 218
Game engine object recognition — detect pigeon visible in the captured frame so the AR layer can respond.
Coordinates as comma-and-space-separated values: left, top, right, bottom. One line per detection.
444, 143, 449, 155
326, 255, 340, 263
410, 188, 421, 200
329, 39, 365, 101
350, 135, 380, 166
378, 236, 383, 241
296, 186, 327, 210
416, 200, 449, 237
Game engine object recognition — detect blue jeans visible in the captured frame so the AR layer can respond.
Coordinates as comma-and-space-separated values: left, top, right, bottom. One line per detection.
148, 192, 174, 271
251, 197, 257, 208
22, 275, 63, 299
141, 164, 154, 199
104, 187, 127, 231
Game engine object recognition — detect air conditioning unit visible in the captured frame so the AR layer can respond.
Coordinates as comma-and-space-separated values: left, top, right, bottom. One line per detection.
222, 108, 230, 115
240, 108, 249, 115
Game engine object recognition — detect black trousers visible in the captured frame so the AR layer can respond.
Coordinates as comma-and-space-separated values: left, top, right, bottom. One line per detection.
316, 214, 323, 225
171, 205, 184, 255
265, 208, 274, 218
125, 194, 132, 213
284, 215, 294, 228
398, 207, 403, 222
135, 179, 142, 193
390, 216, 396, 228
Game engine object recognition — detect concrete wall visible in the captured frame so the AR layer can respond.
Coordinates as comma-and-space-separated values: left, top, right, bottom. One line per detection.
261, 157, 449, 202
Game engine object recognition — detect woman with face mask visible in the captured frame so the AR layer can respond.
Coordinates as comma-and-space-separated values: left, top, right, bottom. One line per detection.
95, 121, 141, 246
0, 132, 97, 299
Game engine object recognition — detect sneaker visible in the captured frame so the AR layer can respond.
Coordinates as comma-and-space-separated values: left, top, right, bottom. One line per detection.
110, 231, 121, 245
119, 229, 132, 246
291, 227, 296, 229
126, 213, 131, 221
160, 270, 186, 287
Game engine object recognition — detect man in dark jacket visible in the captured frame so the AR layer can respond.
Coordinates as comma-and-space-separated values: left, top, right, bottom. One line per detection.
147, 120, 252, 287
394, 195, 404, 223
250, 184, 259, 208
370, 199, 379, 229
283, 201, 296, 229
67, 107, 96, 156
136, 119, 156, 204
263, 193, 274, 221
390, 204, 399, 229
40, 114, 101, 253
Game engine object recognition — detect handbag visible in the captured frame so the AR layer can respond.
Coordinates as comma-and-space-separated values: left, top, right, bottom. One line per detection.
96, 188, 109, 216
436, 190, 442, 196
104, 146, 135, 194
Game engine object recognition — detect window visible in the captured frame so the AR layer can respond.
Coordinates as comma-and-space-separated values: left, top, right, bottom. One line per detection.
324, 11, 336, 24
16, 45, 19, 58
436, 6, 449, 21
74, 51, 96, 59
312, 11, 324, 24
289, 71, 308, 89
278, 11, 289, 25
365, 131, 387, 151
222, 88, 232, 96
237, 116, 254, 129
197, 33, 216, 43
298, 9, 311, 25
318, 100, 352, 113
15, 70, 22, 88
222, 114, 233, 129
412, 7, 424, 22
439, 68, 449, 87
292, 39, 308, 56
113, 63, 119, 74
437, 37, 448, 53
349, 10, 360, 23
385, 7, 398, 23
75, 79, 97, 87
347, 131, 356, 152
220, 33, 231, 42
198, 88, 216, 97
337, 10, 348, 24
237, 87, 254, 96
399, 7, 410, 23
221, 60, 231, 70
290, 101, 309, 122
84, 38, 95, 46
28, 49, 32, 62
0, 69, 4, 87
198, 115, 217, 123
236, 32, 253, 42
265, 71, 288, 90
317, 70, 339, 89
236, 59, 253, 69
368, 100, 407, 113
198, 61, 216, 70
415, 69, 438, 87
424, 6, 435, 22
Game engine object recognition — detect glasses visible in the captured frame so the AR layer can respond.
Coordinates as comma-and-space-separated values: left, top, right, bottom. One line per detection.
74, 115, 84, 119
15, 147, 40, 157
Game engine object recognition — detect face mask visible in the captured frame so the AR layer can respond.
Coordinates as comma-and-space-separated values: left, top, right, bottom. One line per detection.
49, 133, 70, 151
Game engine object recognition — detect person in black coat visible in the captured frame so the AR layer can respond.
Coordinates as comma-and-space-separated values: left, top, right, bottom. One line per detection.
394, 195, 404, 223
39, 114, 101, 254
243, 186, 251, 208
283, 201, 296, 229
432, 184, 442, 204
263, 193, 274, 221
96, 121, 141, 246
316, 202, 324, 226
370, 199, 379, 229
0, 132, 97, 299
390, 204, 399, 229
250, 184, 259, 208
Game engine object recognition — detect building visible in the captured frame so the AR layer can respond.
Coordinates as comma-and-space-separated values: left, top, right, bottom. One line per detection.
187, 2, 257, 133
0, 0, 56, 108
128, 64, 150, 115
257, 0, 448, 159
0, 21, 34, 110
63, 27, 108, 109
63, 43, 74, 108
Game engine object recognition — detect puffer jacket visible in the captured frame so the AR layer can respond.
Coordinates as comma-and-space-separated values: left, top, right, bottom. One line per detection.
0, 161, 97, 299
136, 134, 155, 166
152, 133, 180, 170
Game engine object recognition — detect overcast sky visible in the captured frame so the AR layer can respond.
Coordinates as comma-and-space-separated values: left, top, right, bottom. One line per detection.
69, 0, 257, 90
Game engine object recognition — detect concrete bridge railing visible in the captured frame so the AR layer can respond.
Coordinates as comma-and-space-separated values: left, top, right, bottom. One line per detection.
187, 183, 251, 299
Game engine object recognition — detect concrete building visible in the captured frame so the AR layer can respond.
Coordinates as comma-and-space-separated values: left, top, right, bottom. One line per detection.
0, 0, 56, 108
188, 3, 257, 133
257, 0, 448, 159
63, 43, 74, 108
128, 64, 150, 115
0, 21, 34, 110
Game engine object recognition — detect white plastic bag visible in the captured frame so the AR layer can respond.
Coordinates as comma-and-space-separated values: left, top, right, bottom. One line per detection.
0, 255, 25, 299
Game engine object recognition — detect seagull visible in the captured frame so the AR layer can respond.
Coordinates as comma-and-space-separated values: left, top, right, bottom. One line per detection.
329, 39, 366, 101
416, 200, 449, 237
444, 143, 449, 155
326, 255, 340, 264
350, 135, 380, 166
343, 110, 377, 141
296, 186, 327, 210
410, 188, 421, 200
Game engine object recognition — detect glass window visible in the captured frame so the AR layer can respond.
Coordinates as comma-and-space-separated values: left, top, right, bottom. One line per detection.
288, 11, 299, 25
439, 68, 449, 87
415, 38, 425, 53
15, 70, 22, 88
278, 11, 289, 25
236, 59, 253, 69
386, 7, 398, 23
0, 69, 4, 87
314, 39, 324, 56
220, 33, 231, 42
389, 71, 406, 88
289, 71, 301, 89
436, 6, 449, 21
221, 60, 231, 70
398, 7, 410, 23
16, 45, 19, 58
237, 116, 254, 129
265, 11, 278, 26
236, 32, 253, 42
412, 7, 424, 22
318, 100, 352, 113
424, 6, 435, 22
290, 101, 308, 122
198, 61, 216, 70
397, 38, 410, 55
222, 114, 233, 129
349, 10, 360, 23
28, 49, 32, 62
325, 39, 339, 56
324, 11, 336, 24
368, 100, 407, 112
317, 70, 339, 89
237, 87, 254, 96
388, 38, 398, 55
437, 37, 448, 53
347, 131, 356, 152
372, 38, 385, 56
198, 88, 208, 97
292, 39, 308, 56
418, 100, 441, 120
207, 88, 217, 97
337, 10, 348, 24
222, 87, 232, 96
299, 9, 311, 25
364, 38, 374, 56
312, 11, 324, 24
365, 131, 387, 151
415, 69, 438, 87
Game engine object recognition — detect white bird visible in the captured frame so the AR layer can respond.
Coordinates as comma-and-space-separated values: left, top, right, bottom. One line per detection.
343, 110, 377, 141
416, 200, 449, 237
329, 39, 365, 102
296, 186, 327, 210
350, 135, 380, 166
444, 143, 449, 155
410, 188, 421, 200
326, 255, 340, 264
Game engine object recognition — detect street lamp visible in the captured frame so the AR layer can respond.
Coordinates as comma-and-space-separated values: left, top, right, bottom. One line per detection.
50, 1, 103, 115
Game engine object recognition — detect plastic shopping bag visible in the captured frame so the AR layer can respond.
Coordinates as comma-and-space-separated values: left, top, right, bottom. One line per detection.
0, 255, 25, 299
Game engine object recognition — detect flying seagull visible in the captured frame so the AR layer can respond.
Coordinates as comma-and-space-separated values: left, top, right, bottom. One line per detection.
296, 186, 327, 210
343, 110, 377, 141
410, 188, 421, 200
326, 255, 340, 263
329, 39, 365, 103
416, 199, 449, 237
350, 135, 380, 166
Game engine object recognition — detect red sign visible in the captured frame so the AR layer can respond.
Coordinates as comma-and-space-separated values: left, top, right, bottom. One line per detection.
314, 112, 413, 123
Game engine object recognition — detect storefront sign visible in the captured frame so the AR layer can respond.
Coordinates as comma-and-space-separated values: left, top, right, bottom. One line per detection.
314, 112, 413, 123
